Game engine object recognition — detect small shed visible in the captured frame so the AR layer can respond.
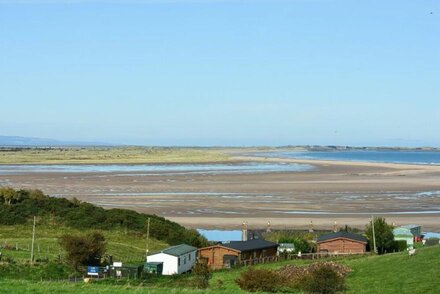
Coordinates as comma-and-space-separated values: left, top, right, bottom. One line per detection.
317, 232, 368, 254
108, 264, 143, 279
144, 262, 163, 275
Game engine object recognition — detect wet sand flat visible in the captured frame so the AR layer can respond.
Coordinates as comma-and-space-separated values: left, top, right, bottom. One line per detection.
2, 157, 440, 230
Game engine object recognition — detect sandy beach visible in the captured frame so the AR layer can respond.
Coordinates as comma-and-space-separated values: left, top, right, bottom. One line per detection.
1, 155, 440, 231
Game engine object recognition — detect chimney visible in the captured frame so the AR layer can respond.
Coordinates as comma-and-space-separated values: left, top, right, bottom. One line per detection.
242, 222, 248, 241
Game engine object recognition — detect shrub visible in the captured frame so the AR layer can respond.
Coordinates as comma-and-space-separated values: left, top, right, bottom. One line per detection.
277, 262, 350, 293
236, 268, 283, 292
392, 240, 408, 252
299, 264, 347, 294
192, 260, 212, 289
264, 231, 313, 253
2, 256, 15, 264
59, 231, 106, 271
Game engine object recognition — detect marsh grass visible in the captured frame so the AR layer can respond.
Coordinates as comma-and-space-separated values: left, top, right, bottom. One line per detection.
0, 147, 231, 164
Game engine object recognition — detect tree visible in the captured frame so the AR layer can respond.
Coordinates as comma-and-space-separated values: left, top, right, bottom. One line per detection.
59, 232, 106, 271
0, 187, 20, 205
365, 217, 394, 254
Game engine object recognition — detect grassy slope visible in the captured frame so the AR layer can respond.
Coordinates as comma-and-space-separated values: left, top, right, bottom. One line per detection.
344, 245, 440, 293
2, 246, 439, 293
0, 147, 231, 164
0, 225, 167, 264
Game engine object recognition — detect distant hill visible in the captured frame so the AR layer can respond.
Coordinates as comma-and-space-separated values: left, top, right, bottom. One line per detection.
0, 135, 111, 147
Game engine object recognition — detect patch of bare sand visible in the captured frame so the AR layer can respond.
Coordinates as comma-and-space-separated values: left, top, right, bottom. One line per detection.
2, 158, 440, 230
168, 216, 440, 232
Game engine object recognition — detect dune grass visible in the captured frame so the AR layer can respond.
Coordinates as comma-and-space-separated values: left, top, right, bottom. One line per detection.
0, 147, 231, 164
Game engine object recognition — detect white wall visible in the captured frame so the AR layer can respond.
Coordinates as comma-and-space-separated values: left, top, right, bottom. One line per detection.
147, 250, 197, 275
147, 253, 178, 275
176, 250, 197, 274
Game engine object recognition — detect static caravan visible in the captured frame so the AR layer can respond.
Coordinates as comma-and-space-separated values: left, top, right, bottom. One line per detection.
147, 244, 197, 275
393, 227, 414, 249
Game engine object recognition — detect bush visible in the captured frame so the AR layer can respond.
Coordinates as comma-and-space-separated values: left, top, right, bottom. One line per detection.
264, 231, 313, 253
236, 268, 283, 292
392, 240, 408, 252
192, 260, 212, 289
299, 265, 347, 294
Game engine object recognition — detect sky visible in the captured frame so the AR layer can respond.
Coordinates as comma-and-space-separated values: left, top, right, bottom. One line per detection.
0, 0, 439, 147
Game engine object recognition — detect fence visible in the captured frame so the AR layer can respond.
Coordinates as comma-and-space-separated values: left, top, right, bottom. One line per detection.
238, 251, 370, 267
0, 240, 145, 263
239, 256, 278, 266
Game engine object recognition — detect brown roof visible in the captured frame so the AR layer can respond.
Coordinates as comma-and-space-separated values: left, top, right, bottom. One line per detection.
198, 244, 241, 253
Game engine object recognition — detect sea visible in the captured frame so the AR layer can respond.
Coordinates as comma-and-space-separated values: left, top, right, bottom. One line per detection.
254, 150, 440, 165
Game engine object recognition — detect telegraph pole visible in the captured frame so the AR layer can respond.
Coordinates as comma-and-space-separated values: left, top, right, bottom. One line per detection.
30, 216, 36, 263
371, 215, 377, 254
145, 218, 150, 261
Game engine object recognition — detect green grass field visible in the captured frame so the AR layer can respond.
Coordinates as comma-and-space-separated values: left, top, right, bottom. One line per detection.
1, 239, 439, 293
0, 147, 231, 164
0, 225, 167, 264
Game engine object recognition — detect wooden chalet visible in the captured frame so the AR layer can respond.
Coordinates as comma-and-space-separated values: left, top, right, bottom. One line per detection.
317, 231, 368, 254
198, 239, 278, 269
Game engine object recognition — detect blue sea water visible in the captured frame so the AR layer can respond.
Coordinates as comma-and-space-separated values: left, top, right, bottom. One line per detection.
256, 150, 440, 165
197, 229, 242, 242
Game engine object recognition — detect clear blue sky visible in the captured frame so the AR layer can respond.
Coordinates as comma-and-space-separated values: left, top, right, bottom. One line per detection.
1, 0, 439, 146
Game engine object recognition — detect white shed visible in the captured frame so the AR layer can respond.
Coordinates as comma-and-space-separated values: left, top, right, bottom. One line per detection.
146, 244, 197, 275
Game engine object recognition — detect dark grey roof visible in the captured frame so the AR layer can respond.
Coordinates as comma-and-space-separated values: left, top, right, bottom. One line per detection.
153, 244, 197, 257
222, 239, 278, 252
402, 224, 421, 229
317, 232, 368, 243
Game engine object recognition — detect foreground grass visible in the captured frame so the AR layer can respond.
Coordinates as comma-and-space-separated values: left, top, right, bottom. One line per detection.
2, 246, 439, 293
0, 147, 231, 164
344, 245, 440, 293
0, 280, 204, 294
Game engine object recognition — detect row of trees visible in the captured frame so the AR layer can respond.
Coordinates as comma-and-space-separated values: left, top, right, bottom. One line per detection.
0, 187, 208, 248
